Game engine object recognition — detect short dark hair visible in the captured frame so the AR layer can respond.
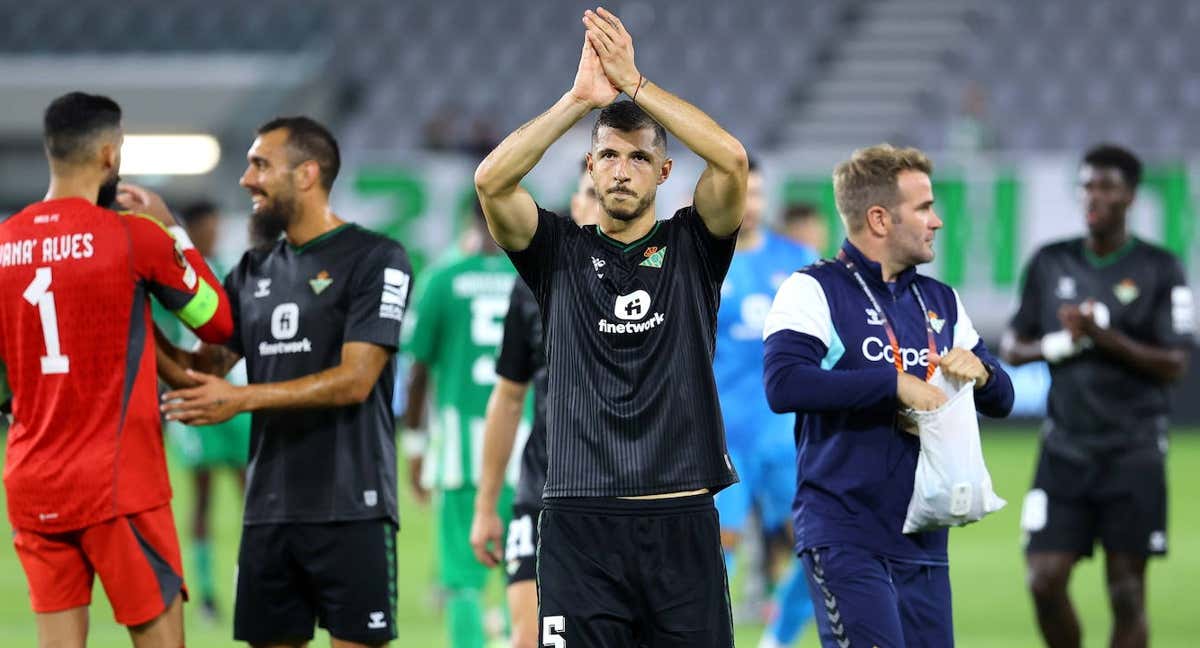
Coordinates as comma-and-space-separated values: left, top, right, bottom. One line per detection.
1083, 144, 1142, 188
179, 200, 219, 226
257, 116, 341, 193
43, 92, 122, 164
782, 201, 820, 225
591, 100, 667, 156
748, 156, 760, 173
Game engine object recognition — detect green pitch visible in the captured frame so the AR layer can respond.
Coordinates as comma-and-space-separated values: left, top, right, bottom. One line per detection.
0, 427, 1197, 647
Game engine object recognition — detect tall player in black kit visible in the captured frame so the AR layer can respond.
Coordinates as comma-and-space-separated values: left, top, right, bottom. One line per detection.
1001, 145, 1194, 648
474, 8, 748, 648
158, 117, 412, 648
469, 161, 600, 648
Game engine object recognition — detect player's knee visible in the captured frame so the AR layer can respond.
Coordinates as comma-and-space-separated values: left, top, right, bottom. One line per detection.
1026, 563, 1070, 601
1107, 576, 1145, 624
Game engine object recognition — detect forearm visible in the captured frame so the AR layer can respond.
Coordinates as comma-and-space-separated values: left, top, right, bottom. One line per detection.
474, 93, 593, 197
475, 383, 527, 511
156, 343, 195, 389
239, 364, 370, 411
627, 80, 747, 176
402, 362, 430, 429
763, 331, 897, 414
999, 334, 1044, 366
1090, 328, 1189, 382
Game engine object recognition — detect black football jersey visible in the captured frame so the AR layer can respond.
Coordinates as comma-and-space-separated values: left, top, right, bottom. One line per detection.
224, 224, 413, 524
505, 206, 739, 498
1010, 237, 1194, 456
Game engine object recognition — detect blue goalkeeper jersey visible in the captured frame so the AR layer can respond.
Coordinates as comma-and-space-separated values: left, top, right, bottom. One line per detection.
714, 231, 818, 456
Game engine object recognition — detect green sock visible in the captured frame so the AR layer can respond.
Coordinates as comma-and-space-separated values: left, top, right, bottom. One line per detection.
192, 540, 214, 601
446, 587, 485, 648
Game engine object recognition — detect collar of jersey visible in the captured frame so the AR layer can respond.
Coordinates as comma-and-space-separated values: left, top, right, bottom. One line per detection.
839, 239, 918, 293
593, 221, 662, 252
287, 223, 354, 254
1082, 235, 1138, 269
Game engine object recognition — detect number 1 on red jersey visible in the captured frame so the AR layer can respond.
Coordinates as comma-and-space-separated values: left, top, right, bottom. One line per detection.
22, 267, 70, 375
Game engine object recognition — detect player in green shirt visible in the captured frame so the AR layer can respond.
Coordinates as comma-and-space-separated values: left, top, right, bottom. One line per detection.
152, 201, 251, 622
403, 203, 523, 648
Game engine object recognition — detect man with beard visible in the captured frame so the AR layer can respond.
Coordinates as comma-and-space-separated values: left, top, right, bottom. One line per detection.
1001, 145, 1194, 648
157, 116, 413, 648
763, 144, 1013, 647
468, 160, 600, 648
0, 91, 233, 647
474, 9, 748, 646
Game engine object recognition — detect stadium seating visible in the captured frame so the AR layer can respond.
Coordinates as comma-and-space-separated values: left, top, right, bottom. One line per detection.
922, 0, 1200, 152
0, 0, 1195, 153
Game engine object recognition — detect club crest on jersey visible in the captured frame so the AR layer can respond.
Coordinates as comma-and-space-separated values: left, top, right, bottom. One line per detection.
865, 308, 886, 326
928, 310, 945, 334
639, 246, 666, 268
591, 256, 606, 278
1056, 276, 1077, 299
1113, 278, 1139, 304
309, 270, 333, 295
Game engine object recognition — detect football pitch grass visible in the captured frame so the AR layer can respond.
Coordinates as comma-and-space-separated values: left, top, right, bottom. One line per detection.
1, 426, 1197, 647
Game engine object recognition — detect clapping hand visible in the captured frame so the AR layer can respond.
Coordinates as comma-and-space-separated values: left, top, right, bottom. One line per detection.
569, 34, 619, 109
582, 7, 642, 96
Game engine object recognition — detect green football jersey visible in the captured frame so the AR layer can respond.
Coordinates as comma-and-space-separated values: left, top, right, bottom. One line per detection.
406, 252, 526, 489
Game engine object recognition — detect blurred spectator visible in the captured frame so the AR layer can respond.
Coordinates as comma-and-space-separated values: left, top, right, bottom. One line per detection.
946, 81, 996, 153
778, 201, 829, 256
422, 104, 463, 151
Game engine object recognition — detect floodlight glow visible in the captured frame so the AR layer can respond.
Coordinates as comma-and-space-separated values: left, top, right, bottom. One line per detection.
121, 135, 221, 176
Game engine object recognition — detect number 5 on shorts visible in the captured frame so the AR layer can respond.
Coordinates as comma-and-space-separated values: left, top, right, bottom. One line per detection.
543, 615, 566, 647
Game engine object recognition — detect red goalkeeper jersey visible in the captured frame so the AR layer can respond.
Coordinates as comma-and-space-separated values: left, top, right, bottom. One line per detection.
0, 197, 232, 533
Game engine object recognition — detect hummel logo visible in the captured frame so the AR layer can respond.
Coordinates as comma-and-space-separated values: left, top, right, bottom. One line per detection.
367, 611, 387, 629
865, 308, 886, 326
254, 278, 271, 298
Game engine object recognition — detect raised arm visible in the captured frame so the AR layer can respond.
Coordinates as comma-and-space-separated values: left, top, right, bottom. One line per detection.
474, 39, 618, 250
583, 8, 748, 236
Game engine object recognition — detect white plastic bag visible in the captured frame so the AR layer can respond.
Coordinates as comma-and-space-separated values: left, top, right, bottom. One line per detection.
901, 369, 1006, 534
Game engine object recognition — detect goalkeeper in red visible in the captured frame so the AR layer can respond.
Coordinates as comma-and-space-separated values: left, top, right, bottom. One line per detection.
0, 92, 233, 648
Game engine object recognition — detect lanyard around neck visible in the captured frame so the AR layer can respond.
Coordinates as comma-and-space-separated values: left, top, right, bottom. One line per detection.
837, 251, 938, 381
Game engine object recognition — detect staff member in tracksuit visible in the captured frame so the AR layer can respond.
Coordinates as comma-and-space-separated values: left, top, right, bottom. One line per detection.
762, 144, 1015, 647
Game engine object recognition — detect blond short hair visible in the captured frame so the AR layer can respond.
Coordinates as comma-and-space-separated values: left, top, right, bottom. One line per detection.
833, 144, 933, 233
